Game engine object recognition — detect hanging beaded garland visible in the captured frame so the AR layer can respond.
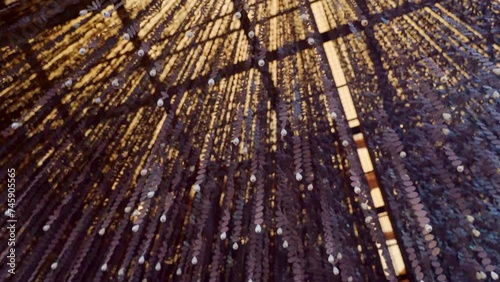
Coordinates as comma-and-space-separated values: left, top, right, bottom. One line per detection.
0, 0, 498, 281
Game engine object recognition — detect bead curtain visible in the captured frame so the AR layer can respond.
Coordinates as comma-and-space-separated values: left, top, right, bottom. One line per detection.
0, 0, 498, 281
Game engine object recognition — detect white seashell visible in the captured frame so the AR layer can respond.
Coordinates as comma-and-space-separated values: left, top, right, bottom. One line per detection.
132, 225, 139, 232
137, 49, 145, 56
118, 268, 125, 276
160, 214, 167, 222
280, 128, 287, 137
330, 112, 337, 119
348, 276, 353, 282
466, 215, 474, 223
140, 169, 147, 176
155, 262, 161, 271
333, 266, 339, 275
112, 79, 119, 86
307, 38, 315, 45
43, 225, 50, 232
149, 69, 157, 77
424, 224, 432, 233
123, 33, 130, 40
457, 165, 464, 172
277, 227, 283, 235
282, 240, 288, 248
94, 98, 101, 104
400, 151, 406, 158
186, 31, 194, 38
99, 228, 105, 236
73, 22, 80, 28
258, 59, 265, 67
250, 175, 256, 183
138, 256, 145, 264
248, 31, 255, 38
361, 19, 368, 26
493, 91, 499, 99
476, 271, 486, 280
147, 191, 155, 198
51, 262, 58, 270
337, 252, 342, 260
157, 99, 164, 107
255, 224, 262, 233
11, 122, 20, 129
220, 232, 227, 240
442, 113, 451, 121
300, 13, 307, 20
342, 140, 348, 147
440, 76, 448, 83
472, 229, 481, 237
361, 202, 369, 210
191, 256, 197, 265
307, 184, 313, 191
492, 68, 500, 76
102, 11, 110, 18
328, 254, 335, 264
176, 268, 182, 275
234, 12, 242, 19
295, 172, 303, 181
354, 187, 361, 194
65, 79, 72, 87
232, 137, 239, 145
242, 146, 248, 154
79, 9, 88, 16
491, 271, 499, 280
442, 128, 450, 135
79, 48, 87, 55
232, 242, 239, 250
101, 263, 108, 271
